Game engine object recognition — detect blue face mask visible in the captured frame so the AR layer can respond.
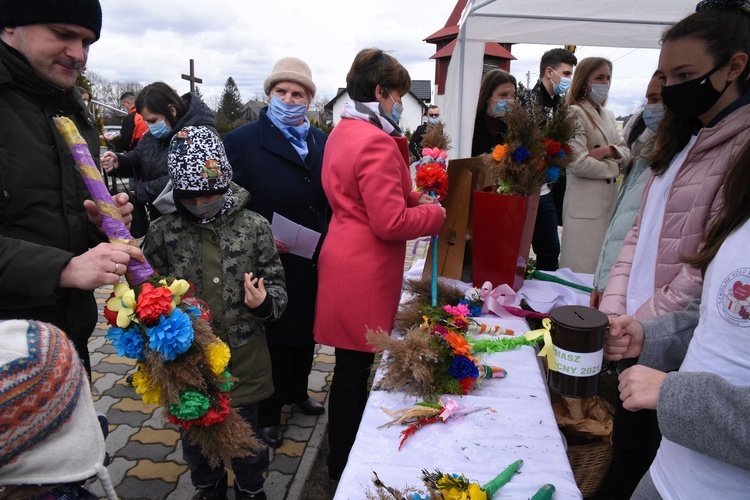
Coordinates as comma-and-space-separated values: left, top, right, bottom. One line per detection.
551, 69, 572, 95
387, 91, 403, 123
428, 117, 439, 125
148, 119, 171, 139
642, 103, 665, 132
491, 99, 512, 117
268, 95, 308, 126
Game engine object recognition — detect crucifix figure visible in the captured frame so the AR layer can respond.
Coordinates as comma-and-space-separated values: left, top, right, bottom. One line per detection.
181, 59, 203, 93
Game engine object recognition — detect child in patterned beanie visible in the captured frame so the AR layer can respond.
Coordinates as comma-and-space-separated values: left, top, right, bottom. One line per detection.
143, 125, 287, 500
0, 319, 117, 500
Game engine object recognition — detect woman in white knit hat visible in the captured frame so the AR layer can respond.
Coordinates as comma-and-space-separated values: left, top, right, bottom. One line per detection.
224, 57, 329, 450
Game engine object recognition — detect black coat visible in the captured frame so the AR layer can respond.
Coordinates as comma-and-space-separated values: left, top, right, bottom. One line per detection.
471, 113, 509, 157
115, 93, 216, 209
0, 41, 106, 363
224, 108, 329, 346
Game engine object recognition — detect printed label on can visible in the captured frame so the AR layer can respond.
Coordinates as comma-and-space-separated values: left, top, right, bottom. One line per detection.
552, 344, 603, 377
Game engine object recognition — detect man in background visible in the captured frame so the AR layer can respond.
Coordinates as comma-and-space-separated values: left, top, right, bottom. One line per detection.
409, 104, 440, 160
528, 48, 577, 271
119, 91, 148, 151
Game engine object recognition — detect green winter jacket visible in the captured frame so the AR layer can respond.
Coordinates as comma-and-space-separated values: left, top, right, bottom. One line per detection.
143, 184, 287, 406
0, 41, 106, 361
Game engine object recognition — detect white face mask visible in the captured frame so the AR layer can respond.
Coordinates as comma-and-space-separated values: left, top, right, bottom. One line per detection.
181, 194, 226, 221
587, 83, 610, 106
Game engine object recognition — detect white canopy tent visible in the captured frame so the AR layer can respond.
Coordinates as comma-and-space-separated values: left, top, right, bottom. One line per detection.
444, 0, 698, 158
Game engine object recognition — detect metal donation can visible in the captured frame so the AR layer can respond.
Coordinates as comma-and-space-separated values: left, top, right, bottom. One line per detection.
547, 305, 608, 399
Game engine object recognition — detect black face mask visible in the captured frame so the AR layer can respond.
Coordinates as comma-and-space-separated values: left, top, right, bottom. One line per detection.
661, 61, 732, 120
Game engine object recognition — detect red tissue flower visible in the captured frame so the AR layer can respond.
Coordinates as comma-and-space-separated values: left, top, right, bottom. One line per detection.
103, 292, 119, 327
135, 282, 174, 324
541, 138, 563, 157
415, 163, 449, 197
459, 376, 475, 395
194, 392, 231, 426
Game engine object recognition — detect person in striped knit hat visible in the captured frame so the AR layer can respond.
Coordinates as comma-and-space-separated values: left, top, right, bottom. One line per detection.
0, 320, 116, 500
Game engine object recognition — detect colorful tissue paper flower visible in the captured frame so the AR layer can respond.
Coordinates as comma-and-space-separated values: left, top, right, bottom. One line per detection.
167, 279, 190, 304
448, 355, 479, 381
131, 364, 161, 405
194, 392, 231, 427
103, 292, 119, 327
415, 163, 449, 197
168, 390, 211, 421
458, 299, 482, 317
147, 308, 194, 361
206, 341, 231, 376
541, 138, 563, 157
546, 166, 560, 183
443, 303, 470, 317
217, 371, 233, 392
491, 144, 507, 162
459, 377, 475, 395
511, 146, 531, 162
136, 282, 174, 324
453, 317, 469, 330
107, 282, 137, 328
443, 331, 474, 359
432, 324, 450, 336
107, 325, 146, 360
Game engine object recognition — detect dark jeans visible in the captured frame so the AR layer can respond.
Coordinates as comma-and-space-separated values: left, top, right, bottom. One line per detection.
551, 176, 566, 226
327, 347, 375, 479
182, 403, 268, 493
258, 343, 316, 427
595, 393, 661, 499
531, 192, 560, 271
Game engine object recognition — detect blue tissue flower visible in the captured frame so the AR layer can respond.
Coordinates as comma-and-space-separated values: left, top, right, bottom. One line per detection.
146, 308, 194, 361
448, 355, 480, 380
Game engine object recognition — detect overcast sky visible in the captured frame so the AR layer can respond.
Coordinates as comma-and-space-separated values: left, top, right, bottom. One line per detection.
87, 0, 662, 118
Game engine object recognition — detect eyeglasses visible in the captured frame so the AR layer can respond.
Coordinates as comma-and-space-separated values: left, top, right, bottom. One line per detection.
428, 113, 440, 118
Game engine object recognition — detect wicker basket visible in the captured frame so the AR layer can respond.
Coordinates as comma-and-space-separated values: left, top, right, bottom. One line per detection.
567, 438, 613, 498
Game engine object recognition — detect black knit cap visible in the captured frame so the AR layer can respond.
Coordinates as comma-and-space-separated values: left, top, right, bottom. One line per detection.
0, 0, 103, 41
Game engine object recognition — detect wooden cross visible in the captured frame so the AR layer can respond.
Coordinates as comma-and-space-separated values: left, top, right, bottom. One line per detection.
181, 59, 203, 93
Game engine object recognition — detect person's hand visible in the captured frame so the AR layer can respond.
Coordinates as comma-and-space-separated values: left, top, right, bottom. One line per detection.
439, 206, 447, 219
274, 239, 289, 255
417, 193, 437, 205
244, 272, 267, 309
604, 314, 645, 361
619, 365, 667, 411
101, 151, 119, 173
58, 242, 145, 290
588, 146, 611, 161
590, 289, 603, 309
84, 192, 134, 231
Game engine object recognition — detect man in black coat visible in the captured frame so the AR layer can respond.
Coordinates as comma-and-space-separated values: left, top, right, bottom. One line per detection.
527, 48, 577, 270
0, 0, 142, 374
409, 104, 440, 160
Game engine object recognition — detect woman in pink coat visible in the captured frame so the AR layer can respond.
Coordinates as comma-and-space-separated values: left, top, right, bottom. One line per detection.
596, 2, 750, 497
314, 48, 446, 480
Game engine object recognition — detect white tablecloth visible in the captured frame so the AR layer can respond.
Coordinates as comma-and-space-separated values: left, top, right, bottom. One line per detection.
333, 264, 592, 499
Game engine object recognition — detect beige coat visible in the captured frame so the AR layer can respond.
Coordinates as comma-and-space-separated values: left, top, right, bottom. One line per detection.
560, 100, 631, 273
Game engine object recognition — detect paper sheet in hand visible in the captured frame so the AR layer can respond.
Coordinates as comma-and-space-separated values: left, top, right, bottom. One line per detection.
271, 212, 321, 259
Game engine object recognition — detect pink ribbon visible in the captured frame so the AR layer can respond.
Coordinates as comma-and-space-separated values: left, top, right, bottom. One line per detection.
479, 281, 550, 320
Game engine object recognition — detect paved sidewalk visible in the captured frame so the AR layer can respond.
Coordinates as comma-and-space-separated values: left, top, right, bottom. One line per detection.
85, 238, 431, 500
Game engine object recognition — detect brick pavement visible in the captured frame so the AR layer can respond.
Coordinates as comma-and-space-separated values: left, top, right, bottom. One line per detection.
84, 238, 432, 500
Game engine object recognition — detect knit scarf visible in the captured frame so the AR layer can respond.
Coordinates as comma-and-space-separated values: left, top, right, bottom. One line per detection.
340, 100, 403, 137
